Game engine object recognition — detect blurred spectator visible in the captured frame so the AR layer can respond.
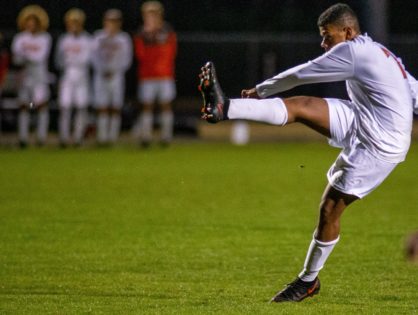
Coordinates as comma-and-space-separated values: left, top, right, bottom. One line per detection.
91, 9, 132, 145
55, 8, 92, 147
133, 1, 177, 147
12, 5, 52, 148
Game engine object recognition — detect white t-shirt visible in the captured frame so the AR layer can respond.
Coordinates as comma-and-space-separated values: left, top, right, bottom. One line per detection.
256, 34, 414, 163
91, 30, 132, 74
55, 31, 92, 82
11, 31, 51, 85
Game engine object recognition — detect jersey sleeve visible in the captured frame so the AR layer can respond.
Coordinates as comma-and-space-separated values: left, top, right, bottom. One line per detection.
120, 34, 133, 72
256, 42, 355, 98
407, 72, 418, 114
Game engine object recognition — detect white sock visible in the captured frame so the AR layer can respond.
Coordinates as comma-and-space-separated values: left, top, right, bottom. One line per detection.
97, 112, 109, 143
18, 109, 30, 142
73, 108, 87, 144
109, 113, 121, 143
140, 111, 153, 142
227, 98, 288, 125
298, 234, 340, 282
160, 110, 173, 142
59, 108, 71, 143
37, 108, 49, 143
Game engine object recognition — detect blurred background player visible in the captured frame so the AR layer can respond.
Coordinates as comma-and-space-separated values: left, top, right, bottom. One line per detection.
55, 8, 92, 147
133, 1, 177, 147
12, 5, 51, 147
92, 9, 132, 145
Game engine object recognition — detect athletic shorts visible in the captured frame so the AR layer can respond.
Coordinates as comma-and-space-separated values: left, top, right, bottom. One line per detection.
137, 79, 176, 104
326, 98, 398, 199
59, 78, 89, 109
18, 83, 50, 105
93, 72, 125, 109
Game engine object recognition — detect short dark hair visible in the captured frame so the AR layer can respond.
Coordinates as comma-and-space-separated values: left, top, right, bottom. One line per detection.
317, 3, 360, 32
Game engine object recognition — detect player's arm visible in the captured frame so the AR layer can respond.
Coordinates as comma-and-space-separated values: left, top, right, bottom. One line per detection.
254, 42, 355, 98
120, 34, 133, 72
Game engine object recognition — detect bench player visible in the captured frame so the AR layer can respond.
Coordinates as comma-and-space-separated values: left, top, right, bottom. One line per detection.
12, 5, 51, 147
92, 9, 132, 145
199, 3, 417, 302
55, 8, 92, 147
133, 1, 177, 147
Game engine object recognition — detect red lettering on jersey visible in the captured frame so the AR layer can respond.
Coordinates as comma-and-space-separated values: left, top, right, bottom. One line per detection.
380, 47, 407, 79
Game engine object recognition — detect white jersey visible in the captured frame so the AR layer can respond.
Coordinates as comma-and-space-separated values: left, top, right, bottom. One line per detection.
55, 31, 92, 82
256, 34, 413, 163
91, 30, 132, 74
11, 31, 51, 85
407, 72, 418, 115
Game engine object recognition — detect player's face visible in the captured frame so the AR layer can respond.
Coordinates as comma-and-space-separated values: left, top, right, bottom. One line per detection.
25, 16, 40, 33
142, 11, 163, 31
66, 19, 83, 34
104, 19, 121, 34
319, 24, 348, 52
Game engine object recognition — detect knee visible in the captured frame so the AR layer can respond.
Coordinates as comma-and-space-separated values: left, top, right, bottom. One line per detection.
283, 96, 315, 122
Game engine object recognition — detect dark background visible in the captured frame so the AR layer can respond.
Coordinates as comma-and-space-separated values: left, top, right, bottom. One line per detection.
0, 1, 417, 111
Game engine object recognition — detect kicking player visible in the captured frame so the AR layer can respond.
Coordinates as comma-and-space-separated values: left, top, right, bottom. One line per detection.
55, 8, 91, 147
12, 5, 51, 147
133, 1, 177, 147
199, 3, 418, 302
92, 9, 132, 145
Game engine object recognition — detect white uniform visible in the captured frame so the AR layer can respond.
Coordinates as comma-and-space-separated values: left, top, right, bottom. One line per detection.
256, 35, 414, 197
55, 31, 92, 109
91, 30, 132, 109
12, 31, 51, 104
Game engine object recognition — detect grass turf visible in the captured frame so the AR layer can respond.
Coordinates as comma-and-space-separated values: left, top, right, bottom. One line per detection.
0, 142, 417, 314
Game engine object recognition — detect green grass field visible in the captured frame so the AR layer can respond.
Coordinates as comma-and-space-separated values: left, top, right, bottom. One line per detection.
0, 142, 417, 314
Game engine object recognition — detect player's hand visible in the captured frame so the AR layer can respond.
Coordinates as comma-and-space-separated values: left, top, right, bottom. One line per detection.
241, 88, 260, 99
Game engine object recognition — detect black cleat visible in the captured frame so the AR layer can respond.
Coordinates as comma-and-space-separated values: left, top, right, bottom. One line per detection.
198, 61, 229, 123
270, 277, 320, 303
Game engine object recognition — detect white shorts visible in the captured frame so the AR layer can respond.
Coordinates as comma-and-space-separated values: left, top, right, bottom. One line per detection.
326, 98, 398, 198
137, 79, 176, 104
94, 73, 125, 109
18, 83, 50, 105
59, 78, 89, 109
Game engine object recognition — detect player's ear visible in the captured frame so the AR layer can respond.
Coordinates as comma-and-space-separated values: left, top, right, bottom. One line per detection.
344, 27, 354, 40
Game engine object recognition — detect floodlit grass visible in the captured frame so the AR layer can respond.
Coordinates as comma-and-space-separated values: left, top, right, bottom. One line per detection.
0, 142, 417, 314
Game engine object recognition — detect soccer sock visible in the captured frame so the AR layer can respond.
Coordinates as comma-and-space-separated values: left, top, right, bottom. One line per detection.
97, 112, 109, 143
74, 108, 87, 144
139, 111, 153, 142
18, 109, 30, 142
36, 108, 49, 144
109, 113, 121, 143
227, 98, 288, 125
160, 110, 174, 142
59, 108, 71, 144
298, 235, 340, 282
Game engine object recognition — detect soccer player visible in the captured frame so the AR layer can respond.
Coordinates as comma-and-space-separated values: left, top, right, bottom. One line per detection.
133, 1, 177, 147
91, 9, 132, 145
199, 3, 418, 302
12, 5, 51, 147
55, 8, 91, 147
